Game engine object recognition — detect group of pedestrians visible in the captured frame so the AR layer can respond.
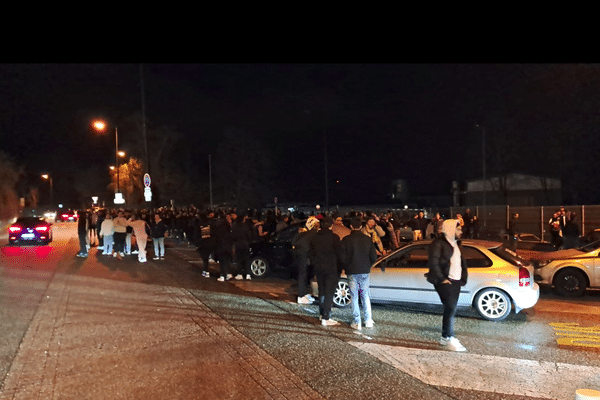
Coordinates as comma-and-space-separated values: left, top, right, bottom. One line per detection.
76, 209, 167, 262
548, 206, 580, 249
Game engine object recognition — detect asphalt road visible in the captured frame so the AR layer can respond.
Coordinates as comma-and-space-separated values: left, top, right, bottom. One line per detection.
0, 223, 599, 399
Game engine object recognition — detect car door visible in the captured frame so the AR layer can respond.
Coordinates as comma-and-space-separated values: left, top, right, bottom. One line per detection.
370, 244, 439, 304
271, 225, 299, 266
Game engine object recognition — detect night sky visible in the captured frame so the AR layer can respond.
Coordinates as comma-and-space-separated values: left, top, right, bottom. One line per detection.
2, 63, 600, 208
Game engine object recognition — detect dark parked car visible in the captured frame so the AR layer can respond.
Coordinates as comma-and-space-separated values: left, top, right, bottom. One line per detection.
248, 222, 304, 278
8, 217, 53, 245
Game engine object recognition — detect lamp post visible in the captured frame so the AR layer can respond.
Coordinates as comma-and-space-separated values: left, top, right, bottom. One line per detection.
93, 120, 125, 204
475, 123, 487, 227
41, 174, 53, 208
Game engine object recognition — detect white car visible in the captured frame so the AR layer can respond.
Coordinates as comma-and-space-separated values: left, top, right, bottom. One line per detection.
334, 239, 539, 321
533, 240, 600, 297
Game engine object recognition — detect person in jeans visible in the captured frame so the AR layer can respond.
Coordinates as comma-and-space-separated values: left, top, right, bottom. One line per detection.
76, 210, 88, 257
341, 217, 378, 330
151, 213, 167, 260
426, 219, 468, 352
112, 210, 129, 259
99, 213, 114, 255
309, 217, 341, 326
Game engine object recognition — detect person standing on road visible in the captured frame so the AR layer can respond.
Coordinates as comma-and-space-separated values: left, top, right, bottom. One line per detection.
151, 213, 167, 260
214, 213, 234, 281
292, 216, 319, 304
100, 213, 114, 255
309, 217, 341, 326
196, 211, 217, 278
341, 217, 378, 330
232, 213, 253, 280
112, 210, 128, 259
77, 210, 88, 257
332, 213, 351, 240
128, 214, 150, 263
426, 219, 468, 352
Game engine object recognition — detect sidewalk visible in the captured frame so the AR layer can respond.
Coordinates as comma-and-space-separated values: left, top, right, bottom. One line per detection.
0, 269, 324, 399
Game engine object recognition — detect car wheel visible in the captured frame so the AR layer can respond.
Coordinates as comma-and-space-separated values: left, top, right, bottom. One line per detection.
554, 268, 587, 297
249, 256, 270, 278
474, 288, 511, 321
333, 278, 351, 308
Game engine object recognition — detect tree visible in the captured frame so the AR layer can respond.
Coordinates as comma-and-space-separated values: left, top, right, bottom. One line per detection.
0, 151, 21, 220
109, 157, 144, 206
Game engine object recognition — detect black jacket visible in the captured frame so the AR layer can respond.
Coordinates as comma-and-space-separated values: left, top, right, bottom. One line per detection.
309, 229, 341, 274
340, 230, 377, 275
426, 236, 468, 286
151, 219, 167, 238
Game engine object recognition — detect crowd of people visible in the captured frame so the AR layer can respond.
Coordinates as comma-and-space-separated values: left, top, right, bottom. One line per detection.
70, 204, 471, 351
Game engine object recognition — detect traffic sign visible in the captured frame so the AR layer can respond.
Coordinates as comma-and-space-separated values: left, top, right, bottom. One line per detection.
143, 173, 151, 188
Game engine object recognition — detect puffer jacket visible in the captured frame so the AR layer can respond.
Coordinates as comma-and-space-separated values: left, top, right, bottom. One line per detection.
426, 236, 468, 286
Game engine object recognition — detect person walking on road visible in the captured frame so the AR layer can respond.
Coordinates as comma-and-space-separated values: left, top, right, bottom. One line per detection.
309, 217, 341, 326
426, 219, 468, 352
341, 217, 378, 330
151, 213, 167, 260
196, 211, 217, 278
291, 216, 319, 304
77, 211, 88, 257
128, 214, 150, 263
214, 213, 234, 282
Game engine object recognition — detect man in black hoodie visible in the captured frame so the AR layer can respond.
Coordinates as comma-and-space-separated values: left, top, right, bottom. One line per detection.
341, 218, 378, 330
309, 217, 341, 326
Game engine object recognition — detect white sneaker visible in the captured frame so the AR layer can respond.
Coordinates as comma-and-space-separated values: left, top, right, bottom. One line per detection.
350, 322, 362, 330
97, 246, 104, 250
153, 257, 160, 260
297, 296, 311, 304
119, 252, 125, 257
245, 274, 252, 280
365, 320, 374, 328
321, 319, 340, 326
217, 276, 225, 282
304, 294, 316, 303
440, 337, 466, 352
132, 250, 139, 254
139, 258, 147, 263
113, 252, 118, 257
234, 274, 244, 280
202, 271, 210, 278
226, 274, 233, 280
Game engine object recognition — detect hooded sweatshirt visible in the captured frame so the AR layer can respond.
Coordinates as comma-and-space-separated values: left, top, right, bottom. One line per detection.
440, 219, 462, 281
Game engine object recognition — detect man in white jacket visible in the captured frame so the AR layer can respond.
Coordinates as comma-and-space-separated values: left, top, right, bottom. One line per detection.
128, 213, 149, 263
100, 213, 115, 255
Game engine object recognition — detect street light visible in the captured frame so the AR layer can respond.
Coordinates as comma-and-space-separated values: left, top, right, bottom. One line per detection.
93, 120, 125, 204
41, 174, 53, 208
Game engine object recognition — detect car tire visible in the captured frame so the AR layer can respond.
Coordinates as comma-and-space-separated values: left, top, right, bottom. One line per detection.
474, 288, 512, 321
249, 256, 270, 278
554, 268, 587, 297
333, 278, 351, 308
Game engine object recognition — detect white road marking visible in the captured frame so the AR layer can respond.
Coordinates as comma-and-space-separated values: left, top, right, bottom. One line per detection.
350, 341, 600, 400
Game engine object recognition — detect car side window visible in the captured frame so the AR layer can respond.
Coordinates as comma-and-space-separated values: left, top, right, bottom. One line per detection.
461, 246, 493, 268
278, 226, 299, 242
385, 246, 429, 269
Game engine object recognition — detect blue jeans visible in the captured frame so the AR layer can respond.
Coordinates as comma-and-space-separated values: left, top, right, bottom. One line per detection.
348, 274, 372, 324
153, 237, 165, 257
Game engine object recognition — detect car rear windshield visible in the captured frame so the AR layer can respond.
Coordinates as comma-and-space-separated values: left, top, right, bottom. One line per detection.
490, 246, 530, 267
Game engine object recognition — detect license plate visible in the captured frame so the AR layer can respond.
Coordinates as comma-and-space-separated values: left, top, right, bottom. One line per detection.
22, 233, 35, 239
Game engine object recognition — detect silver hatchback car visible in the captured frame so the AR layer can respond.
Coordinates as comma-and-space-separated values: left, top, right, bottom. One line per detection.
334, 239, 539, 321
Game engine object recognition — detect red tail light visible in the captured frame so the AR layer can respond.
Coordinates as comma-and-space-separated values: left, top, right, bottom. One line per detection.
519, 267, 531, 287
35, 226, 49, 232
9, 226, 22, 233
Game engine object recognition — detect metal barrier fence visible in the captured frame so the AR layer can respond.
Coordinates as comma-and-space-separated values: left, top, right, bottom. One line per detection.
446, 205, 600, 242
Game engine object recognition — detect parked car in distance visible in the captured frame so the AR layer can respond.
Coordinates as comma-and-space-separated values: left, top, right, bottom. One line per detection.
55, 209, 78, 222
333, 239, 539, 321
533, 240, 600, 297
8, 217, 53, 245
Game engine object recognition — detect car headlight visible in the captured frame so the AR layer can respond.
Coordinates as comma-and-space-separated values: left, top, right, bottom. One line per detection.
535, 260, 551, 268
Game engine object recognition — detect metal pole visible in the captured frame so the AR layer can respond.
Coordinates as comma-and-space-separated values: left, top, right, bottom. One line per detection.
115, 127, 120, 193
209, 154, 213, 209
482, 126, 487, 227
49, 176, 53, 208
140, 64, 149, 176
324, 134, 329, 213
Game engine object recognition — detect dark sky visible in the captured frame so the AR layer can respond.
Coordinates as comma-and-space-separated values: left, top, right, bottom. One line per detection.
2, 63, 600, 207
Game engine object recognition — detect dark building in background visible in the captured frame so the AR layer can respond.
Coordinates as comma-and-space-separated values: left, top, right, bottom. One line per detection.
455, 173, 562, 207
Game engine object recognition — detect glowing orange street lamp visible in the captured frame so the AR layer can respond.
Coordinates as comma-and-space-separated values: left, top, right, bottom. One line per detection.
93, 120, 125, 204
